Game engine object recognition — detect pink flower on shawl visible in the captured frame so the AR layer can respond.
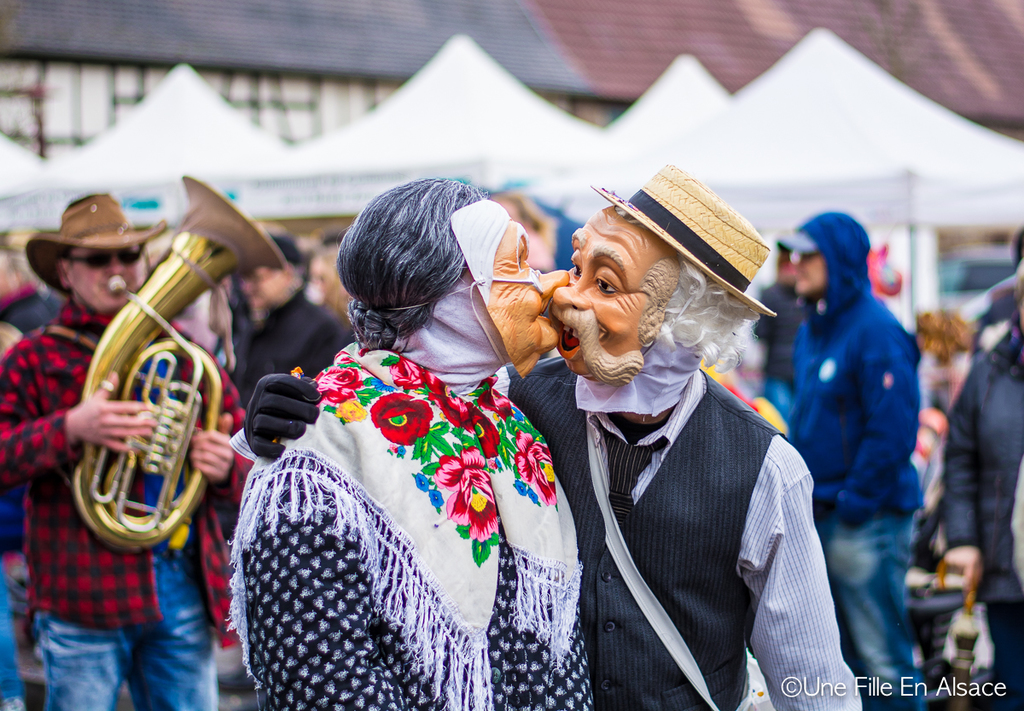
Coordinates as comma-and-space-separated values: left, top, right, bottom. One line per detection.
513, 431, 557, 507
315, 366, 362, 405
434, 447, 498, 542
390, 358, 429, 389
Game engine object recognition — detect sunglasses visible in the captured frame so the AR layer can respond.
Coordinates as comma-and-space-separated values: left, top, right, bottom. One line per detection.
789, 251, 822, 265
64, 249, 143, 268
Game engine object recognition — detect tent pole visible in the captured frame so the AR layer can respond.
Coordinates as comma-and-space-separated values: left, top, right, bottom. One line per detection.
909, 222, 917, 320
907, 171, 917, 326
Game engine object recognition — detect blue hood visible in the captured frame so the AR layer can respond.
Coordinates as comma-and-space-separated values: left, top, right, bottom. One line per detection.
799, 212, 871, 331
790, 212, 921, 523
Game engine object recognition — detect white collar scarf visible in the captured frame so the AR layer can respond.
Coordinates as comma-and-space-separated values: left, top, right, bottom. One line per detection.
575, 338, 702, 415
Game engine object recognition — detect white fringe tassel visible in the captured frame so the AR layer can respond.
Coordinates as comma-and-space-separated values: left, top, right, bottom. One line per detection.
511, 546, 581, 665
229, 449, 492, 710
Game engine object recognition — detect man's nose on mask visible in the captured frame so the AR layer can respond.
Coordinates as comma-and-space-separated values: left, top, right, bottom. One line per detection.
550, 278, 590, 314
538, 270, 569, 307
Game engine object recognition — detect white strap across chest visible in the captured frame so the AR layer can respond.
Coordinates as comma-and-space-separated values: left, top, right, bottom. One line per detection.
586, 420, 722, 711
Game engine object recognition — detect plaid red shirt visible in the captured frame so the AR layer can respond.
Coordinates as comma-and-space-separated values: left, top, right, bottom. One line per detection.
0, 300, 248, 640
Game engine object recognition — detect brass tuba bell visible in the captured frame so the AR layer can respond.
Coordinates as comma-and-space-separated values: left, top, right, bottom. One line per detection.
72, 177, 285, 551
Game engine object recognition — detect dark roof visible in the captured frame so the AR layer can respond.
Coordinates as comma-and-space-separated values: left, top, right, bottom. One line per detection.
6, 0, 592, 94
530, 0, 1024, 127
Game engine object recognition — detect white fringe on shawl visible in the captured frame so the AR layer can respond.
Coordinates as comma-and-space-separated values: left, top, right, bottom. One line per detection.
229, 448, 581, 710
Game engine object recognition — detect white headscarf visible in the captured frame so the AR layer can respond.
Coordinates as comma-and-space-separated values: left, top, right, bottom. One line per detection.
397, 271, 508, 395
397, 200, 517, 394
450, 200, 511, 306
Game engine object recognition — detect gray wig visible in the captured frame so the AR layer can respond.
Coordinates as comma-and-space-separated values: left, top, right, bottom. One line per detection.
337, 178, 487, 350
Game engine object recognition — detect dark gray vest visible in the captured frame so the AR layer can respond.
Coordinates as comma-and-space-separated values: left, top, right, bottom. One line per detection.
509, 360, 777, 711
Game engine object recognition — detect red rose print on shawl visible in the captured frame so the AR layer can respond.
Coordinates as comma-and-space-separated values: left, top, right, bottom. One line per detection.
370, 393, 433, 446
469, 408, 500, 459
434, 447, 498, 542
514, 431, 557, 506
477, 378, 514, 419
431, 390, 474, 430
390, 358, 429, 389
316, 366, 363, 405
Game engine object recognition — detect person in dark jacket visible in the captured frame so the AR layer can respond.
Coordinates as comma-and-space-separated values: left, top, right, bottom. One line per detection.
754, 245, 803, 420
0, 247, 61, 335
232, 234, 351, 406
943, 262, 1024, 711
973, 227, 1023, 348
784, 213, 923, 711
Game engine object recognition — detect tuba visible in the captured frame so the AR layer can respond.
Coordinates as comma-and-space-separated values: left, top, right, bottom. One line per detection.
72, 176, 284, 551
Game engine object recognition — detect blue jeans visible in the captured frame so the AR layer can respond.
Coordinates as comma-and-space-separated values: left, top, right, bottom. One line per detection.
0, 563, 23, 702
762, 377, 794, 423
34, 553, 216, 711
816, 512, 924, 711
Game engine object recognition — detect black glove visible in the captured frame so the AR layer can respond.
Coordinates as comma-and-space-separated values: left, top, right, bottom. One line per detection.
244, 373, 322, 458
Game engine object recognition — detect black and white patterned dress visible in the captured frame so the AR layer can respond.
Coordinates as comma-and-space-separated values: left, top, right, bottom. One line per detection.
241, 506, 593, 710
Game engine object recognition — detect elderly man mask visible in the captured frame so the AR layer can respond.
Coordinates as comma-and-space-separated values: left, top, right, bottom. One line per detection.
551, 207, 680, 388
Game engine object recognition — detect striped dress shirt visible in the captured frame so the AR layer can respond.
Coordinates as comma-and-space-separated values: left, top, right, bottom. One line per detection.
496, 368, 859, 711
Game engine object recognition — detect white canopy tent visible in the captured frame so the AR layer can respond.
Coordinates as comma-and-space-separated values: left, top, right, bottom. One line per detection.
0, 64, 290, 230
606, 55, 730, 154
530, 29, 1024, 320
228, 35, 623, 219
0, 133, 42, 196
532, 29, 1024, 230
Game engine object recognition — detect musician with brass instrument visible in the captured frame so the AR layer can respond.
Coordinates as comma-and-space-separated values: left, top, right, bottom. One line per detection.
0, 185, 278, 711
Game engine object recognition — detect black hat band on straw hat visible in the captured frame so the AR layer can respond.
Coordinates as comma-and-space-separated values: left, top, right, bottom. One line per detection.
628, 190, 750, 292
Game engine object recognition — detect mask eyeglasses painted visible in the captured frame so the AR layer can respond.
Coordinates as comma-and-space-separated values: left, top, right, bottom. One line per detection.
491, 268, 544, 293
487, 221, 568, 376
450, 201, 570, 377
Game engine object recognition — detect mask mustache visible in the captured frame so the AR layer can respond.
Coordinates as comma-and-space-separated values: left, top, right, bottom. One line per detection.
551, 302, 644, 387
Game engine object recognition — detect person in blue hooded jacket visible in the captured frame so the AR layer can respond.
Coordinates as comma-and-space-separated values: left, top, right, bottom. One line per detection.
782, 212, 923, 711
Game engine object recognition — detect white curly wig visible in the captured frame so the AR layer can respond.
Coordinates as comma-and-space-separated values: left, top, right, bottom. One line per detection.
656, 257, 760, 372
611, 206, 760, 372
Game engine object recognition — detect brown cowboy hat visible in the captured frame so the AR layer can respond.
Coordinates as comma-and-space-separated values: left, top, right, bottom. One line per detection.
26, 194, 166, 292
593, 165, 775, 316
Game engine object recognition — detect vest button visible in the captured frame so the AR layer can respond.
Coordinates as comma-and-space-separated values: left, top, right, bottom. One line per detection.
492, 667, 502, 684
601, 679, 612, 691
604, 621, 616, 632
601, 572, 612, 583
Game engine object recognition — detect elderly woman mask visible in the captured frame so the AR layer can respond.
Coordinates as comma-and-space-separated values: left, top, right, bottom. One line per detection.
451, 200, 568, 376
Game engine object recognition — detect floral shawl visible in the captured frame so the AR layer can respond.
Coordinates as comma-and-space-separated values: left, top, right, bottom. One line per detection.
231, 346, 581, 710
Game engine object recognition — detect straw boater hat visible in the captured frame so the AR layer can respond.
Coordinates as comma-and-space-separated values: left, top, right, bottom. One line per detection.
594, 165, 776, 317
26, 194, 166, 293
